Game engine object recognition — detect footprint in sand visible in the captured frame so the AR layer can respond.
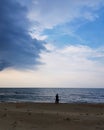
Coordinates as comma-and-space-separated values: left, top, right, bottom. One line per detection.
28, 112, 31, 115
12, 121, 17, 128
64, 117, 71, 121
4, 108, 7, 111
2, 113, 7, 118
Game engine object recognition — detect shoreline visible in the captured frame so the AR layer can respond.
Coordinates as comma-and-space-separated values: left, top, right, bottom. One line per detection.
1, 101, 104, 105
0, 102, 104, 130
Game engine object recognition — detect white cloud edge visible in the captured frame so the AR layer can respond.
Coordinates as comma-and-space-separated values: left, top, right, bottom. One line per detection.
1, 44, 103, 87
26, 0, 104, 39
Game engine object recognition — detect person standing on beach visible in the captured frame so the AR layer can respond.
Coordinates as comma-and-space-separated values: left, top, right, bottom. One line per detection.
55, 93, 59, 104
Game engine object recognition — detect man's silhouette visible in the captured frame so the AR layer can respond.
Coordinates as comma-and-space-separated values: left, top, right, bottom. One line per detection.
55, 94, 59, 104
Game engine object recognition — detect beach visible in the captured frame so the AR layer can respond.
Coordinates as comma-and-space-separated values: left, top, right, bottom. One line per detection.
0, 103, 104, 130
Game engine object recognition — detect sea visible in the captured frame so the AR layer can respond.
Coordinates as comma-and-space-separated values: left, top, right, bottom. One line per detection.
0, 88, 104, 103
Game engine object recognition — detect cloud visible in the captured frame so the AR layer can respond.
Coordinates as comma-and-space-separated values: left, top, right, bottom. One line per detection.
24, 0, 104, 38
37, 44, 104, 87
14, 0, 104, 44
0, 44, 104, 87
43, 44, 104, 71
0, 0, 46, 71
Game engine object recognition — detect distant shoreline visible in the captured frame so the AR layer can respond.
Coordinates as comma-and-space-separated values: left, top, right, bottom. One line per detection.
0, 101, 104, 105
0, 101, 104, 104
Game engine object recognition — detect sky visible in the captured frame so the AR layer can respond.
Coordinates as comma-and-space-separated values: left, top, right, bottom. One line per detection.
0, 0, 104, 87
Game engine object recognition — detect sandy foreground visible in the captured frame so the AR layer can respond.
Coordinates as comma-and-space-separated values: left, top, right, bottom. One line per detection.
0, 103, 104, 130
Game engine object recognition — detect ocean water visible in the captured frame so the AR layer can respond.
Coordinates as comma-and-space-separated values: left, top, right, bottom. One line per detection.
0, 88, 104, 103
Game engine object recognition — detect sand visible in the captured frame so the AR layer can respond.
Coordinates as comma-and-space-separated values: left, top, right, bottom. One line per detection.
0, 103, 104, 130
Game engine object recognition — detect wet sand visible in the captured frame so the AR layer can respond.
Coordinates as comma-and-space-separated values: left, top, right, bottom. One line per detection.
0, 103, 104, 130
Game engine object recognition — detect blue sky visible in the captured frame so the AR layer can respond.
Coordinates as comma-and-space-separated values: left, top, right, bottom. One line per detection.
43, 6, 104, 48
0, 0, 104, 87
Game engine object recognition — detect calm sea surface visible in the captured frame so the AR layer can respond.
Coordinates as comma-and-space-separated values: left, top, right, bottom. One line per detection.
0, 88, 104, 103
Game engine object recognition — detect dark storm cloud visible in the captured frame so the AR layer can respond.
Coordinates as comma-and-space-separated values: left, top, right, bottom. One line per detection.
0, 0, 45, 71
